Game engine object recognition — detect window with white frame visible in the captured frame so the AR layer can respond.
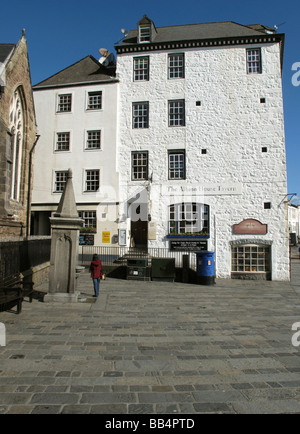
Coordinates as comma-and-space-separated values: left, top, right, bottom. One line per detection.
168, 150, 185, 179
54, 171, 68, 192
85, 170, 99, 192
86, 130, 101, 149
231, 245, 270, 273
56, 132, 70, 151
132, 102, 149, 128
87, 91, 102, 110
168, 100, 185, 126
139, 25, 151, 42
133, 57, 149, 81
168, 53, 185, 79
131, 151, 148, 180
78, 211, 97, 230
57, 94, 72, 112
169, 203, 209, 235
246, 48, 262, 74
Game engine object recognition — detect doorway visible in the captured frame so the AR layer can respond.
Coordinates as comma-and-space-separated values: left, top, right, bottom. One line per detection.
128, 196, 148, 250
131, 219, 148, 249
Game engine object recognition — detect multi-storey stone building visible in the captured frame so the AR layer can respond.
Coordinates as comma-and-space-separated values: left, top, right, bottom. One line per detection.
31, 16, 289, 280
115, 16, 289, 280
0, 32, 37, 237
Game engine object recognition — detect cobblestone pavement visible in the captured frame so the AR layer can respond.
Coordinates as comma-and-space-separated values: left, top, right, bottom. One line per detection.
0, 254, 300, 414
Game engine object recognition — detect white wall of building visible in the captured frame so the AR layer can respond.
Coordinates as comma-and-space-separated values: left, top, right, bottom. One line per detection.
117, 43, 289, 280
289, 204, 300, 238
32, 81, 119, 246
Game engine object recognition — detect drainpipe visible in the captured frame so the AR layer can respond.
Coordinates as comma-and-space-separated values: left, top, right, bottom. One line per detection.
26, 134, 40, 238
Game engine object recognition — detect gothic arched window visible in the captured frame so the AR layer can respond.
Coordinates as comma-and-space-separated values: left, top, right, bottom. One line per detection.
9, 88, 24, 201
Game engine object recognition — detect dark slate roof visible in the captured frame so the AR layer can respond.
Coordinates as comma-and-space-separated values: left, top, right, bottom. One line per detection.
138, 15, 154, 26
117, 20, 276, 47
33, 55, 117, 89
0, 44, 15, 63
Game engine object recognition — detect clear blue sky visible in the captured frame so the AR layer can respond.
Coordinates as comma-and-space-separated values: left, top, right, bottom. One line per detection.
1, 0, 299, 203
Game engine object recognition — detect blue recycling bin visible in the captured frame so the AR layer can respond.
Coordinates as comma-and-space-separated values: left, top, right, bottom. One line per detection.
196, 251, 215, 285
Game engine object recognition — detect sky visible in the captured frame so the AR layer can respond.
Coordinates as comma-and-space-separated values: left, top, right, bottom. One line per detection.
1, 0, 299, 204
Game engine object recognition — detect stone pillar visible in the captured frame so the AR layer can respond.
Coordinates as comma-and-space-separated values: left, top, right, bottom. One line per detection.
45, 170, 83, 303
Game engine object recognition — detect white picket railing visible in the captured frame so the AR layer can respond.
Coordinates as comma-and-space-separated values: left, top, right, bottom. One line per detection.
79, 245, 197, 270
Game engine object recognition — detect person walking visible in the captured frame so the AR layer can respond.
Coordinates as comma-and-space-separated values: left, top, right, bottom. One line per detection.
89, 254, 102, 297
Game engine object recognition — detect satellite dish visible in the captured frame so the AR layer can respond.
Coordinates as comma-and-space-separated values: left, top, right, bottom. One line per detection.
98, 49, 116, 67
99, 48, 109, 65
114, 28, 129, 45
99, 48, 109, 57
274, 22, 286, 31
99, 56, 108, 65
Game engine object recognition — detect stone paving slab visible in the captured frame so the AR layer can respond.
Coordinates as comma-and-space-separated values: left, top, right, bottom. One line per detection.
0, 259, 300, 414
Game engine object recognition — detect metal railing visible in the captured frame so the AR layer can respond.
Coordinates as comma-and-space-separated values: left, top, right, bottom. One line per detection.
0, 237, 51, 282
79, 245, 197, 270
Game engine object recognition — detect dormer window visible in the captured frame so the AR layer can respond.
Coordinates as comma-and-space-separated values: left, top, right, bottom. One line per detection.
139, 25, 151, 43
137, 15, 156, 44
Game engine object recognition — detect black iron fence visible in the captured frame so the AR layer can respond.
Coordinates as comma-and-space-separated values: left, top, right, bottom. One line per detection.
0, 237, 51, 282
79, 245, 197, 270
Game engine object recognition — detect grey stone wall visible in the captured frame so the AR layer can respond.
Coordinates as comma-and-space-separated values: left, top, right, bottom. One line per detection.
0, 35, 37, 237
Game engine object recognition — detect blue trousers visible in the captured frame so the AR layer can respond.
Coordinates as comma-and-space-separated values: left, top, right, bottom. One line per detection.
92, 278, 100, 296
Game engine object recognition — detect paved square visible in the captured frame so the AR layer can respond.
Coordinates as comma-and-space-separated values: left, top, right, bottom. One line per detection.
0, 257, 299, 414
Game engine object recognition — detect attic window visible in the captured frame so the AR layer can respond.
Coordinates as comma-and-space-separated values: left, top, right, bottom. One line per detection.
139, 25, 151, 43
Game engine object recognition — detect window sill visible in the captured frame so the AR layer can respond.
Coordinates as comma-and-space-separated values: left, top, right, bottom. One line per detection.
231, 272, 271, 281
84, 148, 102, 152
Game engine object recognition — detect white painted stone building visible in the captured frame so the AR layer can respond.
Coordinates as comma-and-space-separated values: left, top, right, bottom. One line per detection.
115, 16, 289, 280
31, 55, 119, 246
288, 203, 300, 240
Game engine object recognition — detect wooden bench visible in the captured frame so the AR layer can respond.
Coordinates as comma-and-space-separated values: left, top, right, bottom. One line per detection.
0, 274, 34, 314
0, 287, 23, 314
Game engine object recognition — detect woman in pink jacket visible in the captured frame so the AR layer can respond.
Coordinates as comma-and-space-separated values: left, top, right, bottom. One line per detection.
89, 254, 102, 297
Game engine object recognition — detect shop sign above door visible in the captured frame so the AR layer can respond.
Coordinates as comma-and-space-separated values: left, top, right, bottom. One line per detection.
233, 219, 268, 235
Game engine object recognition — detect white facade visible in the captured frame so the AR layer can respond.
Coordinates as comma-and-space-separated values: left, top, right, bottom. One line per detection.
288, 204, 300, 238
31, 57, 119, 246
31, 18, 290, 281
116, 18, 289, 280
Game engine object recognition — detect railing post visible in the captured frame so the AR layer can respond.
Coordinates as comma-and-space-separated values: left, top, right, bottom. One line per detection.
182, 254, 189, 283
